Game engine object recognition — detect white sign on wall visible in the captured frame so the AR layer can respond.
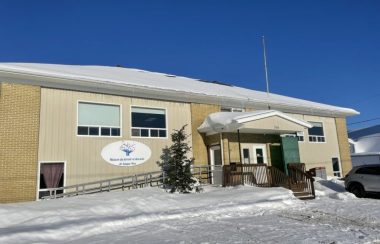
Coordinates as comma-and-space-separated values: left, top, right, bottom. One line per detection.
101, 140, 152, 167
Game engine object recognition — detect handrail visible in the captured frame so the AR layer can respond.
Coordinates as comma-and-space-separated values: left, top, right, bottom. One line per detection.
223, 164, 315, 199
41, 165, 216, 200
40, 170, 163, 200
288, 166, 315, 198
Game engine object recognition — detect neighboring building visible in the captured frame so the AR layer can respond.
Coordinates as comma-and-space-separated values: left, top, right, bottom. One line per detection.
0, 63, 357, 203
349, 125, 380, 167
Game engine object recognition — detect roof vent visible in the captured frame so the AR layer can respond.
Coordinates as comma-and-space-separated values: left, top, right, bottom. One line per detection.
198, 79, 232, 87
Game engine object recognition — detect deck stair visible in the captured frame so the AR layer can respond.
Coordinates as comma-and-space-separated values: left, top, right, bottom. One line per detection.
223, 163, 315, 200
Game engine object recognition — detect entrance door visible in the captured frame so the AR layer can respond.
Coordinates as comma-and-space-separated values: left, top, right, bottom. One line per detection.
281, 136, 301, 174
38, 162, 65, 199
270, 145, 285, 172
241, 144, 268, 164
210, 146, 223, 185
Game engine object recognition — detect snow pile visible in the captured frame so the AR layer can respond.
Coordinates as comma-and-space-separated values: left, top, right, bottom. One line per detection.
314, 177, 356, 200
0, 183, 379, 243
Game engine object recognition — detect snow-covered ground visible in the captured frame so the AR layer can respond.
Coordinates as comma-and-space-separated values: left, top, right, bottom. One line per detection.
0, 179, 379, 244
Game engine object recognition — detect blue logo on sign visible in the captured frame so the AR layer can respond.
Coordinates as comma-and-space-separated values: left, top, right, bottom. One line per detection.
120, 142, 135, 156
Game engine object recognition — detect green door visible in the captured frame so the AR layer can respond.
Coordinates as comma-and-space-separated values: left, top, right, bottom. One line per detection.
281, 137, 301, 174
270, 145, 284, 172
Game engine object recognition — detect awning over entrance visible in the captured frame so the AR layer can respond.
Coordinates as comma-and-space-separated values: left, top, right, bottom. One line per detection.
198, 110, 313, 135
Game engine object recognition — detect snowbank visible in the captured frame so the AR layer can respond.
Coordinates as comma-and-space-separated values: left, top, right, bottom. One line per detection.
0, 183, 379, 243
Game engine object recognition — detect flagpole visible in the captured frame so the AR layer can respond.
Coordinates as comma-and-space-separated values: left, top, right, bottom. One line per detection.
262, 36, 270, 96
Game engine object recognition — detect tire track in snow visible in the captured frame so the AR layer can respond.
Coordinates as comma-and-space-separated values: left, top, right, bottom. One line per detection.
278, 208, 380, 241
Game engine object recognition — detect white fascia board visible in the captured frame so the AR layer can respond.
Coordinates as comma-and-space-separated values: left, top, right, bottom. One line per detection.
235, 111, 313, 128
0, 69, 359, 117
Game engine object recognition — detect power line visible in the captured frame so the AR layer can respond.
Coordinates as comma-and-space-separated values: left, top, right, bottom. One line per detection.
348, 117, 380, 125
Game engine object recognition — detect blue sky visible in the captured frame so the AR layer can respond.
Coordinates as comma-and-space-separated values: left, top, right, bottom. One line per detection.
1, 0, 379, 130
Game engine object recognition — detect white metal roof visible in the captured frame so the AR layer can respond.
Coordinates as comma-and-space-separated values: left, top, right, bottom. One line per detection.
0, 63, 359, 117
198, 110, 312, 134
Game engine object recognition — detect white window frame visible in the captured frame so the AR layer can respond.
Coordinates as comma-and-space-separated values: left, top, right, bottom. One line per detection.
308, 121, 326, 143
332, 157, 342, 177
281, 132, 304, 142
221, 107, 245, 112
76, 100, 122, 138
130, 105, 168, 139
36, 161, 67, 201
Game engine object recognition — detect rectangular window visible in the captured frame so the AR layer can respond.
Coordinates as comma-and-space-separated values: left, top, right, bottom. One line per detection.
296, 131, 304, 142
39, 162, 64, 199
282, 132, 304, 142
332, 158, 341, 177
308, 122, 325, 143
77, 102, 121, 136
131, 107, 167, 138
221, 107, 245, 112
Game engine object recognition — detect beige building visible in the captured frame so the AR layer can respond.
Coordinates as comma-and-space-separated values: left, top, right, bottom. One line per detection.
0, 63, 357, 203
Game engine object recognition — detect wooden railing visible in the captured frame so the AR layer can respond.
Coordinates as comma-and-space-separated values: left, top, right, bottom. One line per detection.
287, 164, 315, 198
223, 164, 290, 188
223, 163, 315, 199
40, 164, 314, 200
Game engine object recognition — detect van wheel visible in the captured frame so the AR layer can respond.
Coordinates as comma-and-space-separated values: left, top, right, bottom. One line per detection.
349, 183, 366, 198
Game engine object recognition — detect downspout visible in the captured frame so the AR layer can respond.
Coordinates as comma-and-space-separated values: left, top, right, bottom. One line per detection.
237, 129, 243, 185
220, 133, 225, 165
237, 129, 242, 164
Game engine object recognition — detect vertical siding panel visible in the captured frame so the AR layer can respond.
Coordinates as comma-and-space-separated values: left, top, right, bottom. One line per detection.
39, 88, 192, 186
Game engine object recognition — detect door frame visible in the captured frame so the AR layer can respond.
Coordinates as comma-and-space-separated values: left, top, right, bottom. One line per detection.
209, 145, 222, 184
240, 143, 268, 164
36, 161, 67, 200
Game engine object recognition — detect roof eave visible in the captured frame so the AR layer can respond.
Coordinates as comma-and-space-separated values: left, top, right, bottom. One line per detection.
0, 70, 359, 117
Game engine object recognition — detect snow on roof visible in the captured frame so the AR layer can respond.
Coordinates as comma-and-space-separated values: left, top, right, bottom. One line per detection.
349, 124, 380, 140
351, 152, 380, 156
198, 110, 312, 133
0, 63, 359, 116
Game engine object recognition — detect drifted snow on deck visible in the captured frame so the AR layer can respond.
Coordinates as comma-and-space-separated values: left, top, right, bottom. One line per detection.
0, 180, 379, 243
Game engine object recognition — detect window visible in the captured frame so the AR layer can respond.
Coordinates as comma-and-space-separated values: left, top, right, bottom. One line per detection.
221, 107, 245, 112
38, 162, 64, 199
296, 131, 304, 142
332, 158, 341, 177
282, 132, 304, 142
356, 166, 380, 175
308, 122, 325, 142
131, 107, 167, 138
77, 102, 121, 136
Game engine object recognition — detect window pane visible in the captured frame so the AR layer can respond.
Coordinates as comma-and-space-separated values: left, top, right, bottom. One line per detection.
111, 128, 120, 136
151, 129, 159, 137
89, 127, 99, 135
308, 122, 324, 136
78, 102, 120, 127
132, 128, 140, 137
221, 107, 232, 112
159, 130, 167, 137
256, 149, 264, 164
78, 126, 89, 135
141, 129, 149, 137
101, 127, 111, 136
332, 158, 340, 171
131, 107, 166, 128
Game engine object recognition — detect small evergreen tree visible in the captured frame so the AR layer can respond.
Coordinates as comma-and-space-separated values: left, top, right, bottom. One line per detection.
157, 125, 196, 193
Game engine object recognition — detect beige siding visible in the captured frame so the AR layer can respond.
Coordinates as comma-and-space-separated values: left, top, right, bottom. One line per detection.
287, 113, 341, 176
38, 88, 192, 187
